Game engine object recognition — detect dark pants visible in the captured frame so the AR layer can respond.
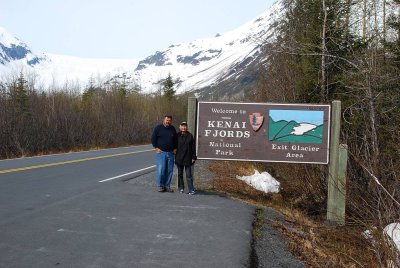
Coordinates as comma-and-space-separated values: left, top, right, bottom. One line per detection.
177, 165, 194, 192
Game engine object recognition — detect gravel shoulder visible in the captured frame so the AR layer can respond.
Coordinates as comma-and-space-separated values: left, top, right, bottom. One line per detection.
252, 207, 304, 267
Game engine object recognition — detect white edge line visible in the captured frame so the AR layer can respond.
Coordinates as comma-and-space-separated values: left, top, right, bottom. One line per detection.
99, 165, 156, 183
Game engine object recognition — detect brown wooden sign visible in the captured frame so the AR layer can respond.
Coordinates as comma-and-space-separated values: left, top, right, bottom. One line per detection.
196, 102, 331, 164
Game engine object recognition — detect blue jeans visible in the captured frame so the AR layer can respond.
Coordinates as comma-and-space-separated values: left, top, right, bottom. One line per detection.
155, 151, 174, 188
177, 165, 194, 192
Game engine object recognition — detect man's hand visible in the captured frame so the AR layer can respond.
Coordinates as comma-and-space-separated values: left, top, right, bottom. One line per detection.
173, 149, 177, 155
155, 148, 161, 153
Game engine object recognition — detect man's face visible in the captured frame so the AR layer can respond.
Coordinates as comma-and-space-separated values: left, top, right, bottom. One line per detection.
163, 117, 172, 126
179, 124, 188, 132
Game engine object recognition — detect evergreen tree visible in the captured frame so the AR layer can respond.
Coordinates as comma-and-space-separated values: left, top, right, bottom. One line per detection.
82, 76, 97, 104
278, 0, 360, 102
162, 73, 175, 102
12, 72, 30, 117
104, 72, 133, 97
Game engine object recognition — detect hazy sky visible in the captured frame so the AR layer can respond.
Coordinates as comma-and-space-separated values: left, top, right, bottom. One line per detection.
1, 0, 276, 59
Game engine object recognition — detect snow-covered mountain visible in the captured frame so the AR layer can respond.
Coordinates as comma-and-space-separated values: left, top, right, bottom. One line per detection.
0, 26, 46, 67
0, 27, 138, 87
0, 1, 282, 95
133, 2, 281, 94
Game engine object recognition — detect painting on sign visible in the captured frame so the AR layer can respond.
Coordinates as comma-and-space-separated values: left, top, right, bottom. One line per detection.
268, 110, 324, 144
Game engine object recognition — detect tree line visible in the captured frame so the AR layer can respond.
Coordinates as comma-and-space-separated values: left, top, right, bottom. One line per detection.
0, 72, 187, 159
254, 0, 400, 265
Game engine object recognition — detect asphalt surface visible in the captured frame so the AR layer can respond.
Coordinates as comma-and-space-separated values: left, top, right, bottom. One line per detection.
0, 145, 255, 267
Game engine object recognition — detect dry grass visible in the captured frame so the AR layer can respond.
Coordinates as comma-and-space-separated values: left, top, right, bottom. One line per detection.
208, 160, 380, 267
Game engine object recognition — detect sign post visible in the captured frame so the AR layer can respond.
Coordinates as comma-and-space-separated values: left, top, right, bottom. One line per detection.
327, 101, 347, 225
186, 97, 198, 191
187, 97, 198, 139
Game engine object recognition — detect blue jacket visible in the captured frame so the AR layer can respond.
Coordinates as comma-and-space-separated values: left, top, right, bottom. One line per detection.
151, 124, 177, 152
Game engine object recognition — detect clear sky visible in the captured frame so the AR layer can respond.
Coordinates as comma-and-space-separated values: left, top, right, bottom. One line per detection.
1, 0, 276, 59
270, 110, 324, 125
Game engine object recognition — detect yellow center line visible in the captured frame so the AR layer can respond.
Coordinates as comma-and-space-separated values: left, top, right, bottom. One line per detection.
0, 149, 154, 174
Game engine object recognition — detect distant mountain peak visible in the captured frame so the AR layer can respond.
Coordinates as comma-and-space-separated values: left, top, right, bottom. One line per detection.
0, 26, 21, 47
0, 26, 46, 66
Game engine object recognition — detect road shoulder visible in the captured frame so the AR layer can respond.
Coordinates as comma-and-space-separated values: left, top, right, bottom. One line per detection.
251, 207, 304, 267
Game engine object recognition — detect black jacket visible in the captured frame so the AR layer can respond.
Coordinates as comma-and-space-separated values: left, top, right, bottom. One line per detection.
175, 131, 197, 166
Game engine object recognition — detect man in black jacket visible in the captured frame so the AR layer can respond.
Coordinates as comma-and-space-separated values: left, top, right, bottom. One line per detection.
175, 122, 197, 194
151, 115, 177, 192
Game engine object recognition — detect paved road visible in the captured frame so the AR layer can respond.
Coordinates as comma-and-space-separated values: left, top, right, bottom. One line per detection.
0, 145, 255, 267
0, 145, 155, 222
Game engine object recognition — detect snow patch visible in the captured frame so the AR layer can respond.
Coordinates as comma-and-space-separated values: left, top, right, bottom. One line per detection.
236, 170, 280, 193
384, 222, 400, 252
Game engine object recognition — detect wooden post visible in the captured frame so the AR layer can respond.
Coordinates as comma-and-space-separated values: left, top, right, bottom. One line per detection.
327, 100, 347, 225
175, 97, 197, 191
187, 97, 197, 138
337, 144, 348, 221
186, 97, 197, 190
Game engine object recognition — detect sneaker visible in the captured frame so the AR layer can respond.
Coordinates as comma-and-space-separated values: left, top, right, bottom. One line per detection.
165, 188, 174, 193
188, 191, 195, 195
158, 187, 165, 192
179, 189, 184, 194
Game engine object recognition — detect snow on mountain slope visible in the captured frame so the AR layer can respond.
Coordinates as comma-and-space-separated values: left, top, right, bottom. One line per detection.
0, 52, 139, 88
0, 26, 139, 86
134, 1, 282, 93
0, 26, 46, 66
0, 1, 283, 92
34, 54, 138, 86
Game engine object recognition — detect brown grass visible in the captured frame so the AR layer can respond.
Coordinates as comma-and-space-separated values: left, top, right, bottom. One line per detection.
208, 160, 380, 267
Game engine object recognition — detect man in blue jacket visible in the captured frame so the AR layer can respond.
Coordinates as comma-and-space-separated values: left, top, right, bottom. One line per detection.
151, 115, 177, 192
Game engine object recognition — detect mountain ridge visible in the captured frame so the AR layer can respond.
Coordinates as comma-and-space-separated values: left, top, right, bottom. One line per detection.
0, 26, 46, 66
0, 2, 282, 97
